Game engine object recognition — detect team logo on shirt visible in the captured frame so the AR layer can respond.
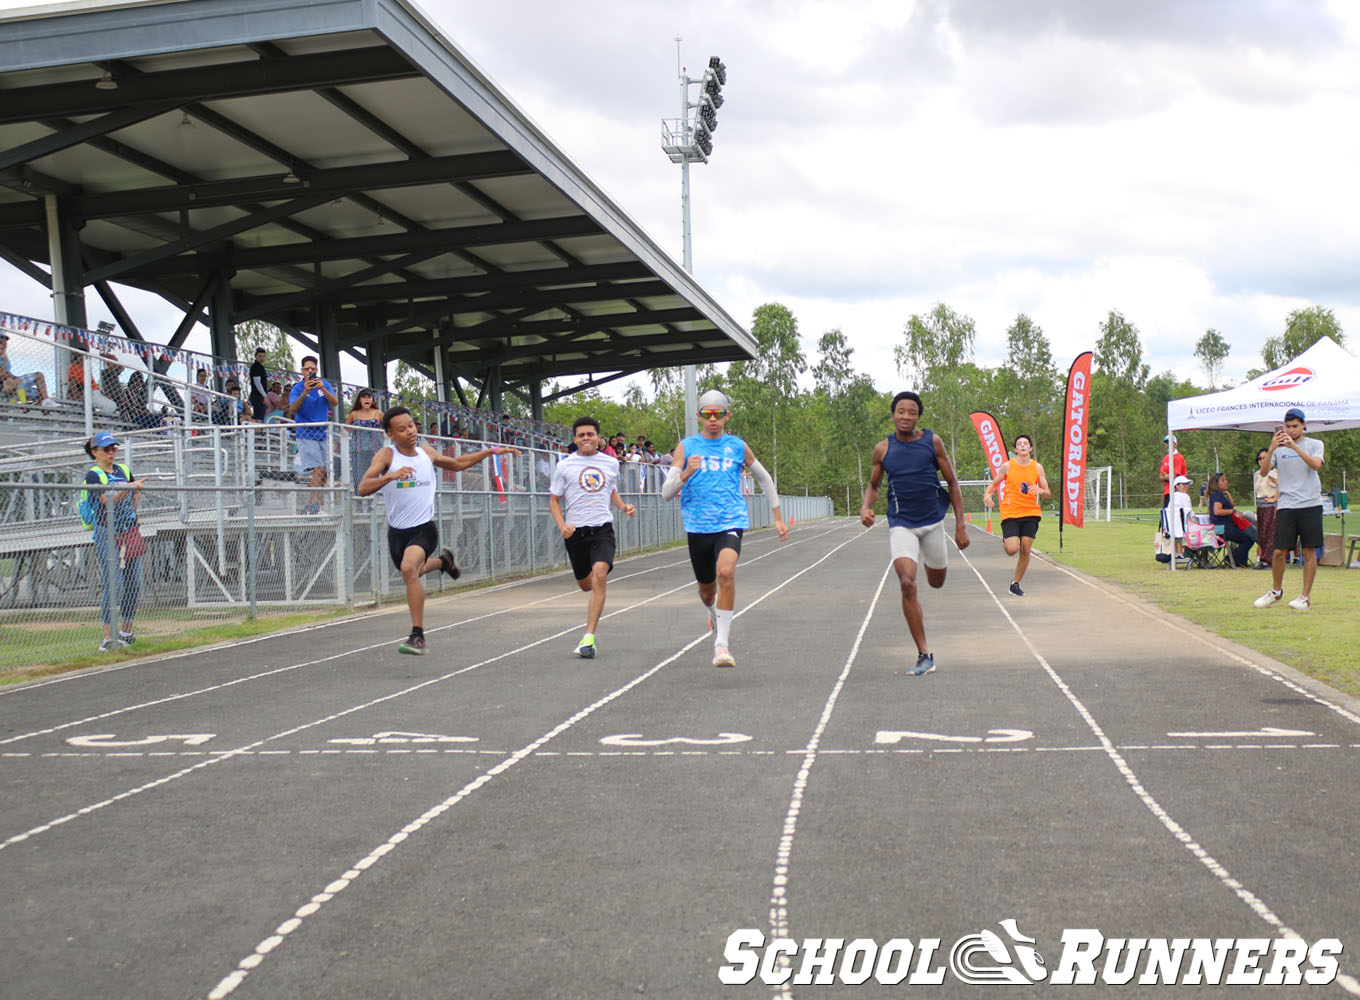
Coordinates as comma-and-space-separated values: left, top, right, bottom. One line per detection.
578, 467, 606, 492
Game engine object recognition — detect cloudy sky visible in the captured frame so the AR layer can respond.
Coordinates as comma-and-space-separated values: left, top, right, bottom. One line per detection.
3, 0, 1359, 393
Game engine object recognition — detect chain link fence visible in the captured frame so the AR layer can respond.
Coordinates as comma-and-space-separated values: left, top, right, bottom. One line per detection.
0, 470, 831, 672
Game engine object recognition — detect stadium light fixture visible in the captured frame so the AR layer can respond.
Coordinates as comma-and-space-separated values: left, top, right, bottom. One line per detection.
660, 43, 728, 435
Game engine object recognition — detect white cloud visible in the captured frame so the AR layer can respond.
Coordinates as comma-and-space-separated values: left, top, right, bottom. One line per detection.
4, 0, 1360, 395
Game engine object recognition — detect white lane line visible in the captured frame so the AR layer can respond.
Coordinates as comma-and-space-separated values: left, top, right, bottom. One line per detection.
6, 741, 1359, 761
0, 521, 855, 746
767, 562, 892, 1000
0, 525, 859, 851
0, 518, 838, 700
0, 554, 757, 852
205, 525, 870, 999
958, 549, 1360, 993
1041, 556, 1360, 729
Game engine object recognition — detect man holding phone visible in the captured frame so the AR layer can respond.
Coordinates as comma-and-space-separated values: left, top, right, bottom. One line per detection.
284, 356, 338, 514
1254, 408, 1325, 610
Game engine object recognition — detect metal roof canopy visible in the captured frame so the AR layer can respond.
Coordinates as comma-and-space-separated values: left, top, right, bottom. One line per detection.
0, 0, 754, 409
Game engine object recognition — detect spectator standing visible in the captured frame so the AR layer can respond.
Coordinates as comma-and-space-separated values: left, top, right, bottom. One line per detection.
283, 356, 337, 514
1254, 408, 1325, 610
78, 431, 146, 651
248, 347, 269, 421
1253, 446, 1279, 568
1207, 471, 1255, 568
1159, 434, 1187, 509
190, 368, 211, 421
346, 388, 384, 485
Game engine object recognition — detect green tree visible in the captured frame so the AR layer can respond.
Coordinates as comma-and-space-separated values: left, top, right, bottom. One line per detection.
1262, 306, 1344, 370
234, 320, 294, 371
1194, 328, 1230, 390
1194, 328, 1231, 470
1093, 310, 1150, 506
729, 303, 808, 484
813, 328, 882, 500
894, 302, 976, 464
996, 313, 1061, 456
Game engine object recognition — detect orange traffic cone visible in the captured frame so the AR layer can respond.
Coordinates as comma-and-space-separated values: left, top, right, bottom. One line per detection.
985, 513, 993, 534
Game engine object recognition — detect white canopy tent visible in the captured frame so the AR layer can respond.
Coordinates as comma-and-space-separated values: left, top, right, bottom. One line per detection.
1168, 337, 1360, 433
1164, 337, 1357, 571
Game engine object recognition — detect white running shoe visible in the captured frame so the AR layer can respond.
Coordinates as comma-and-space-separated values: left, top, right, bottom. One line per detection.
1288, 594, 1311, 610
712, 645, 736, 668
1253, 589, 1282, 609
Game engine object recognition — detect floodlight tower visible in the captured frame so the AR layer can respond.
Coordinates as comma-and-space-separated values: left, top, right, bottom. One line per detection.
661, 44, 727, 436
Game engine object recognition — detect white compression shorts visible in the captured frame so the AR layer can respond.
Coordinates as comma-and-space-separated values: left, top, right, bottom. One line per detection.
889, 520, 948, 570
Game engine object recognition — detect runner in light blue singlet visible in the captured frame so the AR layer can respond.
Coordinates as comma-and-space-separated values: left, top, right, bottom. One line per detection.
661, 390, 788, 669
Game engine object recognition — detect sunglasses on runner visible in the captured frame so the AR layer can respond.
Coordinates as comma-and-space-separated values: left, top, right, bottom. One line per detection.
699, 408, 728, 420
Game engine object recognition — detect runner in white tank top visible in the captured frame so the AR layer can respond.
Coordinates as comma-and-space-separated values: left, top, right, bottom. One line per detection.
358, 407, 521, 655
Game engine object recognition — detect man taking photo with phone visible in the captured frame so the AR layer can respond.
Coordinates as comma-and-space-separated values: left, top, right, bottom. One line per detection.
284, 356, 338, 514
1254, 408, 1325, 611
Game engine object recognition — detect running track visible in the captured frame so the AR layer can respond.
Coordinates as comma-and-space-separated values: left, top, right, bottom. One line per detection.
2, 517, 1358, 999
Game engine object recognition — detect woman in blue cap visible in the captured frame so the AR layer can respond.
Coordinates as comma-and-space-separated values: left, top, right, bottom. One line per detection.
79, 431, 147, 651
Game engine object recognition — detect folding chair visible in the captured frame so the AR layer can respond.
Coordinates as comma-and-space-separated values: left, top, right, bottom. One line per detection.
1183, 520, 1230, 569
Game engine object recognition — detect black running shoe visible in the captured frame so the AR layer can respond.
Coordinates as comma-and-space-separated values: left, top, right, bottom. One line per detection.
398, 633, 427, 655
1008, 581, 1024, 597
440, 548, 461, 580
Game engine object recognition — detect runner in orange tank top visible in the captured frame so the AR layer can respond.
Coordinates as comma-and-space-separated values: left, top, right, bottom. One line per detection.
981, 433, 1051, 596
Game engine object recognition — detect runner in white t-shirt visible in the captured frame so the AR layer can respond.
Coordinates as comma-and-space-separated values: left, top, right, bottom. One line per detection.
550, 416, 635, 658
358, 407, 521, 655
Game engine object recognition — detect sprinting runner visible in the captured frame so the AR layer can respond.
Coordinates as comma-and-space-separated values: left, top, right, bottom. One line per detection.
661, 389, 788, 668
358, 407, 521, 654
981, 432, 1051, 596
859, 390, 969, 676
550, 416, 636, 659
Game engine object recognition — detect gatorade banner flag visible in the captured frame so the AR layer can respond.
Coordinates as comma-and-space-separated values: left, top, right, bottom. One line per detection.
969, 411, 1007, 485
491, 452, 507, 504
1061, 351, 1094, 531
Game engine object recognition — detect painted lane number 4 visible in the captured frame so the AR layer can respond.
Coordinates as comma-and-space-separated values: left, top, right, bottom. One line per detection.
67, 733, 216, 748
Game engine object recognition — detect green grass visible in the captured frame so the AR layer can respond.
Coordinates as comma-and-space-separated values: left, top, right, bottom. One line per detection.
0, 607, 355, 686
1040, 511, 1360, 698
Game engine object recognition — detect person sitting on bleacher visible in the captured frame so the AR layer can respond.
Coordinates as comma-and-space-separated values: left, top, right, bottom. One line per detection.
0, 333, 50, 405
118, 371, 163, 430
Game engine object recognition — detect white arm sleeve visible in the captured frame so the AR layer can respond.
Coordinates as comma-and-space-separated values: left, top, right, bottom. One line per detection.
661, 465, 683, 501
748, 458, 780, 510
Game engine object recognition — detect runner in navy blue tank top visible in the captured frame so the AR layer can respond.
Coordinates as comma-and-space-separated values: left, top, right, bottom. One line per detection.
859, 391, 969, 676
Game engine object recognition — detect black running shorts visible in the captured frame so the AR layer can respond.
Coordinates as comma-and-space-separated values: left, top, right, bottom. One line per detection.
564, 522, 616, 580
1274, 505, 1323, 551
1001, 516, 1040, 540
388, 520, 439, 570
687, 529, 743, 585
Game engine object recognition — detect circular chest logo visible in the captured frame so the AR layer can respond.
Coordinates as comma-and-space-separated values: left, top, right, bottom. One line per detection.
578, 467, 605, 492
1260, 367, 1315, 392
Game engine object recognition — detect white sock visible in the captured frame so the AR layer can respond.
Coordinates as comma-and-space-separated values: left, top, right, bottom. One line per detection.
714, 609, 733, 648
703, 598, 715, 625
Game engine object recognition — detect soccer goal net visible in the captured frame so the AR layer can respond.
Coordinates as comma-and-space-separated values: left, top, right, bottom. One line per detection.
1085, 466, 1113, 522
